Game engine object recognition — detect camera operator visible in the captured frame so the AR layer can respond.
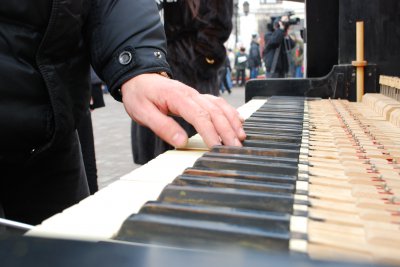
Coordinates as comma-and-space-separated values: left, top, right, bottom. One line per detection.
263, 17, 296, 78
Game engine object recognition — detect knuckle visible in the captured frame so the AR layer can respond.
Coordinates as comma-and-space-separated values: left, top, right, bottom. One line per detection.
209, 105, 224, 116
196, 108, 212, 121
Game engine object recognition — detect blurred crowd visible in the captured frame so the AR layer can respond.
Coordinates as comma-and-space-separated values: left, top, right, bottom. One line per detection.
219, 15, 304, 93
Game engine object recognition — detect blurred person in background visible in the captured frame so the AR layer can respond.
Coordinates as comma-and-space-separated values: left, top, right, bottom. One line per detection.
234, 47, 248, 86
248, 34, 262, 79
294, 38, 304, 78
219, 52, 233, 94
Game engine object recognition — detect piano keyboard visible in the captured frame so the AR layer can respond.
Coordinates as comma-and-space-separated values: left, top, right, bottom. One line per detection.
27, 93, 400, 265
26, 99, 265, 240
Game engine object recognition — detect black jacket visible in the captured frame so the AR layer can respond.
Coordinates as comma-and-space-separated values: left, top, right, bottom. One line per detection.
0, 0, 171, 153
248, 41, 261, 68
163, 0, 233, 96
264, 28, 295, 73
262, 31, 273, 68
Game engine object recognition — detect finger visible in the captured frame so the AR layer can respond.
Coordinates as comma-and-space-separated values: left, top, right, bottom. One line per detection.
204, 95, 246, 141
166, 92, 223, 147
121, 75, 192, 148
191, 94, 243, 147
130, 100, 189, 148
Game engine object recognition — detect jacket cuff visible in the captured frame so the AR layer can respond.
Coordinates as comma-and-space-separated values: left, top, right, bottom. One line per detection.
103, 46, 171, 102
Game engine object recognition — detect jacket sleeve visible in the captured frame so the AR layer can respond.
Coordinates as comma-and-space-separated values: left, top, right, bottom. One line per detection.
266, 29, 284, 50
86, 0, 172, 101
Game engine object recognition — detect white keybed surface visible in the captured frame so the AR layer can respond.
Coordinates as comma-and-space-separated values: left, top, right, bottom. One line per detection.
26, 99, 267, 241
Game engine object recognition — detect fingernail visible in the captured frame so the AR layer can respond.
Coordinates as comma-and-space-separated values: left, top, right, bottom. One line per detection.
172, 132, 187, 148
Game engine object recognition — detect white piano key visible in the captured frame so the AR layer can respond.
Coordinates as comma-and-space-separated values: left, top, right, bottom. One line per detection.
27, 180, 167, 240
121, 150, 205, 182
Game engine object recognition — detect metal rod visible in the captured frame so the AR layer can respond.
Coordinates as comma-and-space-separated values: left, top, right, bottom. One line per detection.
0, 217, 34, 231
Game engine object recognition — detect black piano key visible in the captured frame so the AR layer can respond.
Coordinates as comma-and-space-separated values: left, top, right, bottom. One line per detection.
251, 112, 304, 119
183, 167, 299, 184
243, 131, 304, 140
211, 146, 300, 160
248, 108, 304, 113
244, 122, 303, 131
158, 184, 305, 213
245, 133, 302, 143
173, 174, 295, 194
249, 117, 303, 124
259, 104, 303, 109
245, 118, 303, 126
244, 123, 305, 133
241, 140, 301, 150
203, 152, 298, 166
254, 112, 303, 117
256, 108, 303, 112
115, 212, 291, 252
244, 126, 303, 135
252, 109, 304, 114
194, 156, 298, 176
260, 107, 302, 110
139, 201, 291, 233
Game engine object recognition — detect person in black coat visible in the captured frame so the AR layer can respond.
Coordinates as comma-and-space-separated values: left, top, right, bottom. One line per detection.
131, 0, 234, 165
262, 22, 274, 77
0, 0, 244, 225
263, 19, 295, 78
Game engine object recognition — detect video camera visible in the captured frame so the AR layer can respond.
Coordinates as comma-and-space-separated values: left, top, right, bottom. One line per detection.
280, 11, 300, 29
268, 11, 300, 32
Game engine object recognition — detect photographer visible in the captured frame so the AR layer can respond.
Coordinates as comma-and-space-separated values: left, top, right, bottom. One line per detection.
264, 17, 295, 78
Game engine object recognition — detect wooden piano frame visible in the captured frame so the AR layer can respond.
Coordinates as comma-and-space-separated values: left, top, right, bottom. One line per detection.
245, 64, 378, 103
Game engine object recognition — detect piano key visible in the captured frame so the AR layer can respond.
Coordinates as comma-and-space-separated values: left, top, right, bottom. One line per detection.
173, 174, 296, 194
158, 184, 308, 214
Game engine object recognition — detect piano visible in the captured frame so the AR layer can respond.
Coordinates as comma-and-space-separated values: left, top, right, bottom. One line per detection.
2, 0, 400, 266
24, 76, 400, 265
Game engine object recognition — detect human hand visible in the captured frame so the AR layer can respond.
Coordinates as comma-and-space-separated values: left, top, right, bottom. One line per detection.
281, 15, 289, 22
121, 73, 246, 148
279, 21, 285, 30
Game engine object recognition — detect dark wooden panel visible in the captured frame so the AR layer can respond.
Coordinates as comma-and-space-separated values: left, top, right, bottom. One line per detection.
306, 0, 400, 78
338, 0, 400, 77
306, 0, 339, 78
